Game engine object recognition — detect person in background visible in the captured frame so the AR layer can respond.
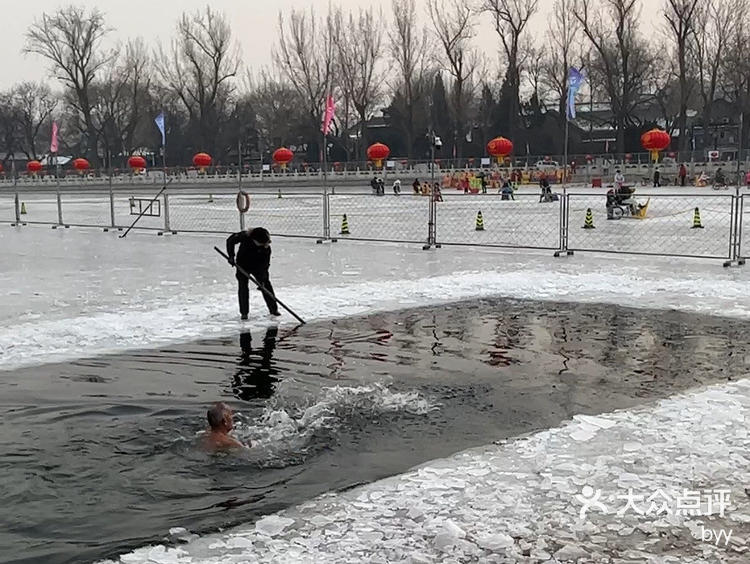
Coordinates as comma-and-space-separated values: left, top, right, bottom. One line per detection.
412, 178, 421, 195
745, 170, 750, 187
614, 169, 625, 190
679, 163, 688, 187
479, 171, 487, 194
392, 178, 401, 195
433, 182, 443, 202
715, 167, 726, 187
225, 227, 280, 320
653, 167, 661, 187
202, 402, 247, 451
500, 179, 515, 200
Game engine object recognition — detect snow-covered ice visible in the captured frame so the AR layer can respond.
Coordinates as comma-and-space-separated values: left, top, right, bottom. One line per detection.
3, 224, 750, 371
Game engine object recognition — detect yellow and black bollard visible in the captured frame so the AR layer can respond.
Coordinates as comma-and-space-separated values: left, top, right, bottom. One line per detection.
475, 210, 485, 231
691, 207, 704, 229
582, 208, 595, 229
20, 202, 27, 215
340, 214, 350, 235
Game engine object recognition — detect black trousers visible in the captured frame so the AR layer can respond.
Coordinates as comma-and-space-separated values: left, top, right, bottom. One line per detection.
236, 271, 278, 315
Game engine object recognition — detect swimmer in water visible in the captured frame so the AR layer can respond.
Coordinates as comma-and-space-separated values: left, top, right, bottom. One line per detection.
202, 402, 248, 450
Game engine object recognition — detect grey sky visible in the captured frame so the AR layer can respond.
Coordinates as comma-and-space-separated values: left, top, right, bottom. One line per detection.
2, 0, 661, 90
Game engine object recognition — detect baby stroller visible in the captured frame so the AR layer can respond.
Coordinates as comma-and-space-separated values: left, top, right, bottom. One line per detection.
606, 186, 649, 220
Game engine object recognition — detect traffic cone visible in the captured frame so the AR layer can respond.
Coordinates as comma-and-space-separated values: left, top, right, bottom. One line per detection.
582, 208, 595, 229
20, 202, 27, 215
340, 214, 350, 235
691, 207, 704, 229
475, 210, 485, 231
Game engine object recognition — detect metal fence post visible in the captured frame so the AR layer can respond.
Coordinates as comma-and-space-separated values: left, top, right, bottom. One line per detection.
55, 171, 64, 228
108, 164, 116, 231
725, 191, 746, 267
555, 190, 573, 258
13, 192, 20, 225
163, 189, 171, 234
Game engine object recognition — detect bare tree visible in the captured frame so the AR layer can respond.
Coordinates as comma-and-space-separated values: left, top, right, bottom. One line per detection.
690, 0, 740, 150
332, 7, 385, 160
246, 69, 307, 151
427, 0, 478, 157
574, 0, 654, 154
482, 0, 539, 140
0, 90, 20, 163
542, 0, 581, 118
156, 7, 240, 158
663, 0, 701, 153
12, 82, 57, 160
93, 39, 151, 165
389, 0, 430, 158
274, 8, 335, 151
25, 6, 110, 163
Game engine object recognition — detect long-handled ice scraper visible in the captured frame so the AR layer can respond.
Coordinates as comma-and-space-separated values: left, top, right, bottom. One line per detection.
214, 246, 306, 325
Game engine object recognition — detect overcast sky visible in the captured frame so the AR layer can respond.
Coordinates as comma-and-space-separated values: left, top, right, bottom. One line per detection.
1, 0, 661, 90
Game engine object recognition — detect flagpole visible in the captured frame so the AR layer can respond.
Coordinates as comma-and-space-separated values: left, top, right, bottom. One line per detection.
564, 115, 569, 189
322, 128, 329, 240
161, 111, 167, 181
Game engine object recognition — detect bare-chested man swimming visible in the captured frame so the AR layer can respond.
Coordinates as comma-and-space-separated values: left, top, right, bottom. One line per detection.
202, 402, 248, 450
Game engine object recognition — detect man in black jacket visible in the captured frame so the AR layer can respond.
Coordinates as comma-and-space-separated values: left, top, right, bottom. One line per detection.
226, 227, 280, 320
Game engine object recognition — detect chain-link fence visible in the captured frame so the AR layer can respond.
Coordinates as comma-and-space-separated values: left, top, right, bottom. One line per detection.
328, 193, 429, 243
5, 185, 750, 265
566, 193, 735, 259
240, 193, 325, 239
435, 193, 561, 250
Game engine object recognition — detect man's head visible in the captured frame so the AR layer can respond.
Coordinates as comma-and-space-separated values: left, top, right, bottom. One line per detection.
249, 227, 271, 248
207, 402, 234, 432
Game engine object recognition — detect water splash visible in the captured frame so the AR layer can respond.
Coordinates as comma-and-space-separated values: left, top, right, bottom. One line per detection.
233, 383, 438, 464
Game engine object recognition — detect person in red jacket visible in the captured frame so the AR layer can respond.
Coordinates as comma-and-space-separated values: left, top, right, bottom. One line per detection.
679, 163, 687, 187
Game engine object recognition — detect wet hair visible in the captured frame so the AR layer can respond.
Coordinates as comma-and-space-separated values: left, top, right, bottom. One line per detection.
249, 227, 271, 245
207, 403, 228, 430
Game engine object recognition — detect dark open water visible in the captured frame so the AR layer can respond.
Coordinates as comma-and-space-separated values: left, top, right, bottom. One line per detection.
1, 298, 748, 564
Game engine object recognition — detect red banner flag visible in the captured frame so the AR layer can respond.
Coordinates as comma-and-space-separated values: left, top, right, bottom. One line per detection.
50, 121, 59, 153
321, 96, 335, 135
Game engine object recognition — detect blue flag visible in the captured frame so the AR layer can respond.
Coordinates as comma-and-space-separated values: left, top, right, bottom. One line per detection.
154, 112, 166, 146
567, 67, 585, 120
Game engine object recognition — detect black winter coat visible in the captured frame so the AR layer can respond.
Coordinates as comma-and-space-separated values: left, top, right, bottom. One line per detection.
226, 231, 271, 275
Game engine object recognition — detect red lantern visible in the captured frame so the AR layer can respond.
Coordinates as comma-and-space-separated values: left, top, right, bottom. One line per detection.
641, 129, 671, 162
27, 160, 42, 174
73, 158, 90, 173
193, 152, 212, 172
487, 137, 513, 164
367, 142, 390, 168
128, 155, 147, 172
272, 147, 294, 169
